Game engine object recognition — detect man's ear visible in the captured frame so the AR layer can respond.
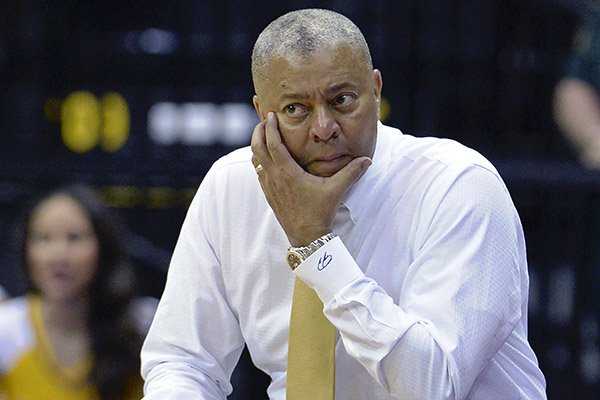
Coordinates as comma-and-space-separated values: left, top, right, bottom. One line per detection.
252, 95, 265, 120
373, 69, 383, 119
373, 69, 383, 102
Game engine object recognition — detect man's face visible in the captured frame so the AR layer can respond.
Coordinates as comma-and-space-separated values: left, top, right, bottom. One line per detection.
253, 44, 382, 177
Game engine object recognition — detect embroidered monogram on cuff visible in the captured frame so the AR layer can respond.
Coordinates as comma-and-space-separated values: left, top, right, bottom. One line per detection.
286, 233, 337, 270
293, 236, 364, 303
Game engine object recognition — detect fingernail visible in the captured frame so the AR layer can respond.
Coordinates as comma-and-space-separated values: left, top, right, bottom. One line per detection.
363, 158, 372, 169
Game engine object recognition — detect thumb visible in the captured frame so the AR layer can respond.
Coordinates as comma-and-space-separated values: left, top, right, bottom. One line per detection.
331, 156, 372, 193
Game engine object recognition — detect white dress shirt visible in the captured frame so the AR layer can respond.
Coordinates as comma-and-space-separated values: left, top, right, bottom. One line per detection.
141, 122, 547, 399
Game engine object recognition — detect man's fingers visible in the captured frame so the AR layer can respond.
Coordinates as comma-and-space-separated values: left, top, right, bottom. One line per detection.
250, 119, 266, 152
331, 156, 372, 192
264, 112, 297, 167
250, 119, 271, 169
264, 112, 283, 150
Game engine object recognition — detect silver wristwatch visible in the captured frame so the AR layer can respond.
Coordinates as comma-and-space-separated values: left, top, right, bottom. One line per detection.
285, 233, 336, 270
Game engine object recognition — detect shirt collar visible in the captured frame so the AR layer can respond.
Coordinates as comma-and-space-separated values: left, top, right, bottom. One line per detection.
341, 121, 394, 223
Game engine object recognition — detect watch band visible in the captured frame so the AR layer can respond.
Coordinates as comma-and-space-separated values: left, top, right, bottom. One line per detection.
286, 232, 337, 270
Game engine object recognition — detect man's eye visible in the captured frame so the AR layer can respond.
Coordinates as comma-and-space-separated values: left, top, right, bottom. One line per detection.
334, 94, 355, 106
284, 104, 308, 118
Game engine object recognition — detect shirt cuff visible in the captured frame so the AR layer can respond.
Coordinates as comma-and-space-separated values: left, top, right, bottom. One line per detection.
293, 236, 363, 303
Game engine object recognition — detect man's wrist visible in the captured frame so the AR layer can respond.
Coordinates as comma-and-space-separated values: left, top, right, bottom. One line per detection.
286, 232, 337, 270
293, 236, 364, 303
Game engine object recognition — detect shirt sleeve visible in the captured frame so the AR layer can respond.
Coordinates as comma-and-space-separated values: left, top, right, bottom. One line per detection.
141, 172, 245, 400
296, 166, 524, 399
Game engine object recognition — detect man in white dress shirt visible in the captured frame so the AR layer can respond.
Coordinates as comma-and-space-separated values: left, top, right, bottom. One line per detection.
141, 8, 547, 399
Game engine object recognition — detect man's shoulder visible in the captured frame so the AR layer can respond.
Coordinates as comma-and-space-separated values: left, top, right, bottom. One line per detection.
423, 137, 494, 170
383, 127, 497, 176
197, 146, 259, 199
199, 146, 254, 187
211, 146, 253, 172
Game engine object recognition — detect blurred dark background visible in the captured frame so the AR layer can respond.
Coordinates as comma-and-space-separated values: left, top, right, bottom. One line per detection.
0, 0, 598, 398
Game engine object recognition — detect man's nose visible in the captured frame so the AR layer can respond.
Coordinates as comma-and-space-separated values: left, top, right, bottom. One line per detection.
309, 105, 340, 142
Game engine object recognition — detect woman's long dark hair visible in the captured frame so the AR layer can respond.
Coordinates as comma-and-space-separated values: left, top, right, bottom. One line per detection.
13, 184, 142, 400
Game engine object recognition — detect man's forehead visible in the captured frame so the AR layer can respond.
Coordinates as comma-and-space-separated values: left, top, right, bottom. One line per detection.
253, 44, 369, 95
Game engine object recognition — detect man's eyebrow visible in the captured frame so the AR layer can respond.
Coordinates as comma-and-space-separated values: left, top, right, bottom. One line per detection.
326, 82, 360, 93
279, 93, 310, 102
278, 82, 361, 102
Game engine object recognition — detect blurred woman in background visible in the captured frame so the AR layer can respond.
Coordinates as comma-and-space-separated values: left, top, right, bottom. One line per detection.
554, 0, 600, 168
0, 184, 156, 400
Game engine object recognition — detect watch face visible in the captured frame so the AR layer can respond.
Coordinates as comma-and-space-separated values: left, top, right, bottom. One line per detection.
286, 251, 302, 269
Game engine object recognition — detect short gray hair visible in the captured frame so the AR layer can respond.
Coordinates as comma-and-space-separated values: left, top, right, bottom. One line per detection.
251, 9, 373, 88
